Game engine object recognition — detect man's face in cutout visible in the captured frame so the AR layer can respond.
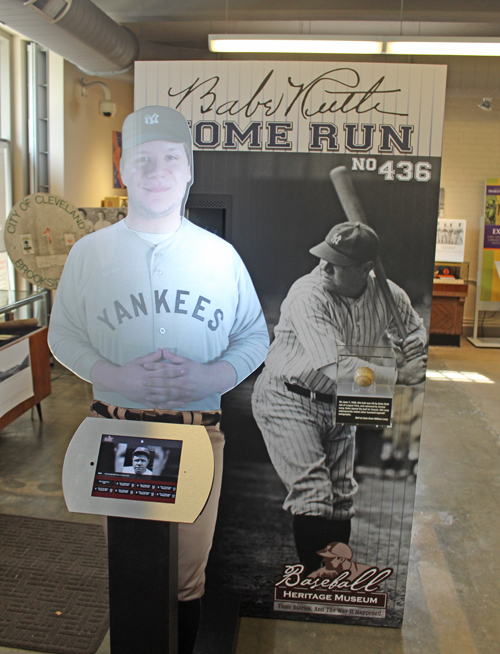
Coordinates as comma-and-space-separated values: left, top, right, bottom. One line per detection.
120, 140, 191, 220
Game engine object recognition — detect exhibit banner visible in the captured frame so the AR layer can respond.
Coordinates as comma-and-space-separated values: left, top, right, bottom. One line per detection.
481, 179, 500, 302
134, 60, 447, 628
135, 61, 445, 158
134, 59, 446, 628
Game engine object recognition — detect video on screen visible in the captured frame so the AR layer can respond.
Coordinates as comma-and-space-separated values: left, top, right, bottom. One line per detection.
91, 434, 182, 504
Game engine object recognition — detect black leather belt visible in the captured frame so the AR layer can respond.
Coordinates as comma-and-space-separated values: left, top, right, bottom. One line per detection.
90, 400, 221, 426
285, 382, 333, 403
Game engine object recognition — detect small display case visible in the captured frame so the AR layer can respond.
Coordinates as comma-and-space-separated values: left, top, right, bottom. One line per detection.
335, 346, 396, 427
433, 261, 469, 285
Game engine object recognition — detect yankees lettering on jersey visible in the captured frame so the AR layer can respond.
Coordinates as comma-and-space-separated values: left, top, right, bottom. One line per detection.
96, 290, 224, 332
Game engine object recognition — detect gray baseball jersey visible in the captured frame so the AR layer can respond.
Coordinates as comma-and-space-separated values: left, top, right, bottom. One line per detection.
49, 217, 269, 411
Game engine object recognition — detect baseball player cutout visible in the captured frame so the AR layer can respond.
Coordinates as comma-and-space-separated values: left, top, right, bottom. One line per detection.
48, 105, 269, 654
252, 222, 427, 575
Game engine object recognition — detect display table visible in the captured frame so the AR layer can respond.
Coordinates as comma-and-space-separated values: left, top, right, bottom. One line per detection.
0, 326, 51, 429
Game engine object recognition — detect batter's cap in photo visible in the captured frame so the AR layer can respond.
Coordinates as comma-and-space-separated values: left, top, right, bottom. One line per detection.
132, 446, 152, 460
120, 105, 193, 169
310, 222, 379, 266
317, 542, 352, 560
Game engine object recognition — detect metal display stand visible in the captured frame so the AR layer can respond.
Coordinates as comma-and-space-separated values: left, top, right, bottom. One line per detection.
62, 418, 216, 654
467, 215, 500, 348
107, 518, 178, 654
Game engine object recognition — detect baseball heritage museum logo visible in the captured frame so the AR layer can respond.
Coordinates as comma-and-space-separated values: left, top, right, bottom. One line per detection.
274, 542, 393, 619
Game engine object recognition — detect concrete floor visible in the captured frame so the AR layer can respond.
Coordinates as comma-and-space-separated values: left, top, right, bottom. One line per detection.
0, 338, 499, 654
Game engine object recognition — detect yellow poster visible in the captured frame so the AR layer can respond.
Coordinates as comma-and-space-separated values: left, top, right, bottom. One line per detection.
481, 179, 500, 302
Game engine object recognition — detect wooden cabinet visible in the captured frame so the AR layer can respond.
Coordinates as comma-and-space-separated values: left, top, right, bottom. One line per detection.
431, 283, 468, 329
430, 262, 469, 346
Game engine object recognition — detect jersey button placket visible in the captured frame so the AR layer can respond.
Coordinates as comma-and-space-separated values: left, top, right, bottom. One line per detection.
152, 248, 166, 347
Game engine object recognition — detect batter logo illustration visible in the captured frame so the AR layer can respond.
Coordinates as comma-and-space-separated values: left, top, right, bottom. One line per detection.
144, 113, 159, 125
309, 542, 371, 581
330, 233, 342, 245
273, 542, 393, 618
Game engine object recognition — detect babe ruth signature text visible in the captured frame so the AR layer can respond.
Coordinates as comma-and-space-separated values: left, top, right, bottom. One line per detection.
168, 68, 408, 119
164, 69, 414, 153
276, 564, 393, 593
96, 291, 224, 332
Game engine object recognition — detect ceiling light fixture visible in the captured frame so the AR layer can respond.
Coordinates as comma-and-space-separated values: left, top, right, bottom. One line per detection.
386, 38, 500, 56
209, 34, 500, 57
209, 35, 383, 55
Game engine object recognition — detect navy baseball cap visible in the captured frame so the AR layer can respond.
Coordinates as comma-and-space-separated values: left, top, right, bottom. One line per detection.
121, 105, 193, 169
310, 222, 379, 266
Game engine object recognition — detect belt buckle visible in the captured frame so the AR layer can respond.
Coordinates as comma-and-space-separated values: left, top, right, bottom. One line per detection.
310, 391, 317, 402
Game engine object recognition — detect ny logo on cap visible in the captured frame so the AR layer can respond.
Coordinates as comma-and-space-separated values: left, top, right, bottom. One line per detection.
144, 113, 159, 125
331, 234, 342, 245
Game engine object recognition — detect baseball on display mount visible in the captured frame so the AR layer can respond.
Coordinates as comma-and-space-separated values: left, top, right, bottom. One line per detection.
354, 366, 375, 388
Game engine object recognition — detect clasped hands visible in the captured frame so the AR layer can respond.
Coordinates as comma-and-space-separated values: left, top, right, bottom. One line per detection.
92, 348, 236, 409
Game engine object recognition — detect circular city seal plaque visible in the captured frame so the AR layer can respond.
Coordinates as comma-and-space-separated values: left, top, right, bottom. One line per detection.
5, 193, 87, 289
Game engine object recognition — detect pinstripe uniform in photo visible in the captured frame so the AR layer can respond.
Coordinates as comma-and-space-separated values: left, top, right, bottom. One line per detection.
252, 222, 427, 574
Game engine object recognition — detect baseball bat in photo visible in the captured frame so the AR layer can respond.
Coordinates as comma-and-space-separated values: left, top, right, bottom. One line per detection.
329, 166, 408, 340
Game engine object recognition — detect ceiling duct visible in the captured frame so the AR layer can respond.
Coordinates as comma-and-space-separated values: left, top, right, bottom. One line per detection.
0, 0, 139, 75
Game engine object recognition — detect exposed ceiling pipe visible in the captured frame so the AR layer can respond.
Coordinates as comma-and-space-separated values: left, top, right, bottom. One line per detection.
0, 0, 139, 76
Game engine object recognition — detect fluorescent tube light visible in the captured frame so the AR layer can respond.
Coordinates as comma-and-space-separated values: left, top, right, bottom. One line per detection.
209, 35, 383, 55
387, 40, 500, 56
209, 34, 500, 57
